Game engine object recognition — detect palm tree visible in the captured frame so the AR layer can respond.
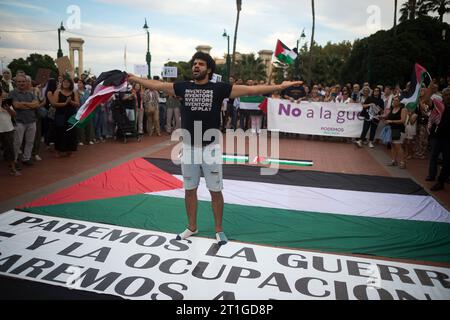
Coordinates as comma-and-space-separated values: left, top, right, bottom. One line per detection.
308, 0, 316, 84
422, 0, 450, 22
233, 54, 267, 82
394, 0, 398, 29
231, 0, 242, 76
399, 0, 429, 22
409, 0, 417, 20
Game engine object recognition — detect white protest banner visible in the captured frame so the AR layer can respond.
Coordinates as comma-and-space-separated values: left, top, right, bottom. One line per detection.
0, 210, 449, 300
134, 64, 148, 77
162, 66, 178, 78
211, 74, 222, 83
267, 99, 365, 138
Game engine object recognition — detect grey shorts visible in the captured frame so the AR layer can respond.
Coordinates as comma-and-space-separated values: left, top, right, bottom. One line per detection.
181, 144, 223, 192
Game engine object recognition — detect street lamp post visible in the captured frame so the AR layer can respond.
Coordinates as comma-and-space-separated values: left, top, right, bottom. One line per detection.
143, 19, 151, 79
231, 0, 242, 77
57, 22, 65, 58
295, 28, 306, 78
223, 29, 231, 83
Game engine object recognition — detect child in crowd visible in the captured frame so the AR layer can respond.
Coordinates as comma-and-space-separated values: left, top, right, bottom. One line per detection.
404, 108, 418, 160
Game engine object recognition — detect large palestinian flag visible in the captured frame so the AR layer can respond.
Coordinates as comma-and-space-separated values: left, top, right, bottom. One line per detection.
1, 158, 449, 300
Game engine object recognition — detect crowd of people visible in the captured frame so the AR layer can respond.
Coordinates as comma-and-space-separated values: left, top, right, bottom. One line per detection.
220, 75, 450, 191
0, 69, 182, 176
1, 67, 449, 191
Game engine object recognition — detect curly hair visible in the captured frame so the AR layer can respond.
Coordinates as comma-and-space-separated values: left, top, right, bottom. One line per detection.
190, 51, 216, 80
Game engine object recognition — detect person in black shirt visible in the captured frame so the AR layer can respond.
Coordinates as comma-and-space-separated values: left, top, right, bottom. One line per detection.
356, 87, 384, 148
128, 51, 301, 246
429, 89, 450, 191
281, 77, 306, 103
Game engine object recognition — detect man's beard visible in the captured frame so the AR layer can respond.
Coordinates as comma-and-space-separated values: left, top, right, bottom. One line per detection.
193, 69, 208, 81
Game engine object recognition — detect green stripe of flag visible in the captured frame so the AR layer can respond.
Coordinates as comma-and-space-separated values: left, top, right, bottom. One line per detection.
240, 96, 266, 103
276, 53, 296, 65
22, 194, 450, 263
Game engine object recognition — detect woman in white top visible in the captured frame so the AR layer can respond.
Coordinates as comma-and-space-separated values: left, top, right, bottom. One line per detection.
336, 88, 352, 103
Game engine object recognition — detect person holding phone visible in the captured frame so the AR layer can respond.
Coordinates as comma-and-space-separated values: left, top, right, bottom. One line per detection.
0, 87, 20, 176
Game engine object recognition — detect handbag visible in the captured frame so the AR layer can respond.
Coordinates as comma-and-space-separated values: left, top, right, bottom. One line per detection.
379, 125, 391, 144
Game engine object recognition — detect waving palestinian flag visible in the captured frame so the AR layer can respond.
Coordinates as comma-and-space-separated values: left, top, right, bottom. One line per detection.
275, 40, 298, 65
401, 63, 430, 111
68, 70, 129, 128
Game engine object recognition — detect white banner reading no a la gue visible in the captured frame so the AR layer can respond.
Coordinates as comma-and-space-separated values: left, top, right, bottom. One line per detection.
267, 99, 365, 138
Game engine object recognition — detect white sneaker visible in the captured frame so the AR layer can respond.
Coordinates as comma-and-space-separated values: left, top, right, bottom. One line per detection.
34, 155, 42, 161
369, 142, 375, 148
176, 228, 198, 240
89, 141, 94, 145
356, 140, 363, 148
78, 142, 84, 146
216, 232, 228, 246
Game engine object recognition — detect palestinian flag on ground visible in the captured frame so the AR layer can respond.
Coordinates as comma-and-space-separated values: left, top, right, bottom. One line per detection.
401, 63, 430, 111
275, 40, 298, 65
20, 158, 450, 264
238, 96, 266, 110
2, 158, 450, 300
68, 70, 128, 128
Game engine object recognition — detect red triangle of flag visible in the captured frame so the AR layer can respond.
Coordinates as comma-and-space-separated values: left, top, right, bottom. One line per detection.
22, 158, 183, 208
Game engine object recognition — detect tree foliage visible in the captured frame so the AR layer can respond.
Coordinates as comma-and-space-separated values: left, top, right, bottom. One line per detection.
232, 53, 267, 82
164, 61, 193, 81
271, 41, 352, 86
421, 0, 450, 22
399, 0, 450, 23
7, 53, 58, 80
168, 17, 449, 87
341, 16, 450, 87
